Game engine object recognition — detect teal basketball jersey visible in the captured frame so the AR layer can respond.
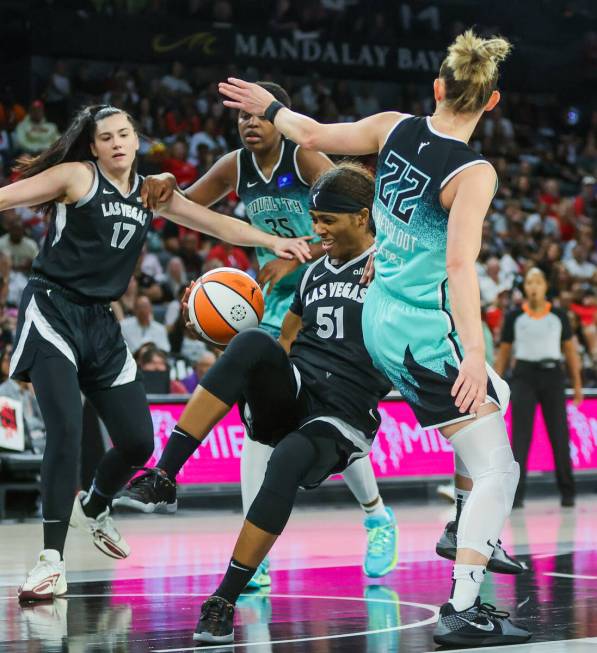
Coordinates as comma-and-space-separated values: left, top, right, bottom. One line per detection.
237, 139, 312, 289
373, 115, 492, 309
237, 139, 314, 333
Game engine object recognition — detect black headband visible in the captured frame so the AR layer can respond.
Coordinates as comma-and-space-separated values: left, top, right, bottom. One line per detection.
309, 188, 367, 213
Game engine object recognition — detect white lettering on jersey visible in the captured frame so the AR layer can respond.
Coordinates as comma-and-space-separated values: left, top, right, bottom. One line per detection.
101, 202, 148, 226
305, 281, 367, 307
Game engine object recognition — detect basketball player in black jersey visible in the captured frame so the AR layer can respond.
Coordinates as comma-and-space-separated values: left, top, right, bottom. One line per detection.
126, 83, 399, 586
135, 162, 391, 644
0, 104, 310, 602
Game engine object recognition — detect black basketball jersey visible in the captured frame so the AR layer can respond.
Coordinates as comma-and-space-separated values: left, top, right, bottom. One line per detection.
289, 245, 392, 437
33, 162, 153, 301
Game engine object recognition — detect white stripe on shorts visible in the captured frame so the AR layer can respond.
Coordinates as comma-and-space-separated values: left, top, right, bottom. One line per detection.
300, 415, 370, 464
110, 343, 137, 387
9, 295, 78, 377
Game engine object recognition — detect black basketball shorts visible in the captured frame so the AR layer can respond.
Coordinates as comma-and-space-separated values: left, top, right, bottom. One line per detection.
10, 279, 139, 394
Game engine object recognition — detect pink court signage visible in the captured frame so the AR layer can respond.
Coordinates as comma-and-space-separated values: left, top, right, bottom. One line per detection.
148, 398, 597, 485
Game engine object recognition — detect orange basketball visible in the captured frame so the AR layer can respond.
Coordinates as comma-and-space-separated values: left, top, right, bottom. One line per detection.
187, 267, 265, 345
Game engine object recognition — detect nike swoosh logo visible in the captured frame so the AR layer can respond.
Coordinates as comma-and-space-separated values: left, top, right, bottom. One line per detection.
103, 189, 115, 194
455, 616, 495, 632
46, 289, 52, 297
312, 272, 326, 281
230, 561, 250, 571
247, 181, 258, 188
418, 141, 430, 154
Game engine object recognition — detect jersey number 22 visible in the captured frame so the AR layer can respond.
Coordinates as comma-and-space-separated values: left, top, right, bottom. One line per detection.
379, 152, 430, 224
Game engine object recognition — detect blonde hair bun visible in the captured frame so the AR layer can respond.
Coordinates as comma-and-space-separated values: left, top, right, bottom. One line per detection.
446, 30, 512, 85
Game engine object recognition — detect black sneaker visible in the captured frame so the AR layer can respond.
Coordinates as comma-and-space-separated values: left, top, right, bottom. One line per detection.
434, 597, 531, 647
436, 521, 527, 575
112, 468, 177, 514
193, 596, 234, 644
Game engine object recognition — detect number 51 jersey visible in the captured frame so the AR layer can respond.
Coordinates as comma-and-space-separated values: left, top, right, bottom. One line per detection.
289, 246, 392, 438
33, 162, 153, 301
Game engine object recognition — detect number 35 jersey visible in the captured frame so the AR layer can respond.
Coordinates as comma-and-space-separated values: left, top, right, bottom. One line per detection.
237, 139, 313, 291
33, 162, 153, 301
289, 246, 392, 437
373, 115, 492, 308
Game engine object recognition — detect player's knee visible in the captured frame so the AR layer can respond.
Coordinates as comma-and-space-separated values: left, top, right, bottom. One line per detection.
263, 431, 317, 493
120, 429, 154, 466
226, 328, 277, 365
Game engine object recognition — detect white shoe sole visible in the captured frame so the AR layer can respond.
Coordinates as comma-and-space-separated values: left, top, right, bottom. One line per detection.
112, 496, 178, 514
193, 630, 234, 643
18, 573, 67, 602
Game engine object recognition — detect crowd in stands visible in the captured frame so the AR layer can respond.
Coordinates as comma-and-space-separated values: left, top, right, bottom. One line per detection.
0, 50, 596, 392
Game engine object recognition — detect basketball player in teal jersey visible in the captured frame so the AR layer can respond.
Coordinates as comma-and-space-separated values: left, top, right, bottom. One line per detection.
221, 32, 531, 647
119, 83, 399, 586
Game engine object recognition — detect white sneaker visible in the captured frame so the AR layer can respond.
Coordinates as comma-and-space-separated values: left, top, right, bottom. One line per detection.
70, 491, 130, 559
18, 549, 67, 602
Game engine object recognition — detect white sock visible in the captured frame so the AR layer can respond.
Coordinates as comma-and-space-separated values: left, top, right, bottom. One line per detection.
362, 496, 387, 519
449, 563, 486, 611
343, 456, 379, 504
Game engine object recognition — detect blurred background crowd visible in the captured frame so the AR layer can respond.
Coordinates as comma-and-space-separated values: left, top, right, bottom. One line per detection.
0, 0, 596, 395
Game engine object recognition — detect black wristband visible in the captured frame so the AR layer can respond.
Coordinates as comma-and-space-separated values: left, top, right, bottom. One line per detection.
264, 100, 284, 123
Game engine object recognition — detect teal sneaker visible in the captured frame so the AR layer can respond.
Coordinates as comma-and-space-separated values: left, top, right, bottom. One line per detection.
363, 507, 399, 578
245, 558, 271, 590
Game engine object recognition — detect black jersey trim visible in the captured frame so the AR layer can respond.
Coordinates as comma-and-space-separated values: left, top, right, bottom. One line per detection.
323, 244, 376, 275
251, 140, 286, 184
199, 281, 240, 334
293, 145, 310, 186
75, 162, 99, 207
380, 113, 413, 150
439, 278, 463, 363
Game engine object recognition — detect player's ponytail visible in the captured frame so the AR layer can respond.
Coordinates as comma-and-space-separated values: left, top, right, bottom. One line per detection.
439, 30, 512, 114
14, 105, 138, 212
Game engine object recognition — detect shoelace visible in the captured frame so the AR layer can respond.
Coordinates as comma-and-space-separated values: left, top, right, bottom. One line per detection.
202, 599, 228, 628
478, 602, 510, 620
367, 523, 394, 556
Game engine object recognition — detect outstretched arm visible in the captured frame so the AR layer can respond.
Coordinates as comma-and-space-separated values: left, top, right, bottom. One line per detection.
0, 162, 93, 211
159, 191, 312, 263
219, 78, 401, 155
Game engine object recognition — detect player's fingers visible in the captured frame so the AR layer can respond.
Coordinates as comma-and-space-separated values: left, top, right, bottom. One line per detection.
470, 388, 486, 415
459, 383, 479, 414
227, 77, 252, 88
140, 183, 149, 208
451, 373, 465, 398
454, 378, 472, 408
222, 100, 244, 110
218, 83, 247, 101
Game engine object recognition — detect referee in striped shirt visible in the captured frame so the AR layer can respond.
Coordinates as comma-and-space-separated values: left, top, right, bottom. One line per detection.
495, 268, 583, 508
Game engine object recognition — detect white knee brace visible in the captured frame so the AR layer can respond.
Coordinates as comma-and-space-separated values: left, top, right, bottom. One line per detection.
449, 411, 519, 559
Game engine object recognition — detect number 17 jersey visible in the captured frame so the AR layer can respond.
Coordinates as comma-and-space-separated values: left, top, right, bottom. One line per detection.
237, 139, 312, 292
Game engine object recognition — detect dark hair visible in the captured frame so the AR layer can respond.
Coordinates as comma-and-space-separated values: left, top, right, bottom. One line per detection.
14, 105, 138, 213
311, 161, 375, 233
138, 346, 168, 368
256, 82, 291, 108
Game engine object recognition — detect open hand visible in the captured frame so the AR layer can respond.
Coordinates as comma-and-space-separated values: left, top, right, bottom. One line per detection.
272, 236, 312, 263
360, 252, 376, 285
219, 78, 276, 116
258, 258, 300, 295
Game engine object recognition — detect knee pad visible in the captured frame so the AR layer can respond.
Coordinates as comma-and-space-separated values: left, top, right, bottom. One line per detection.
225, 328, 276, 366
449, 411, 519, 556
